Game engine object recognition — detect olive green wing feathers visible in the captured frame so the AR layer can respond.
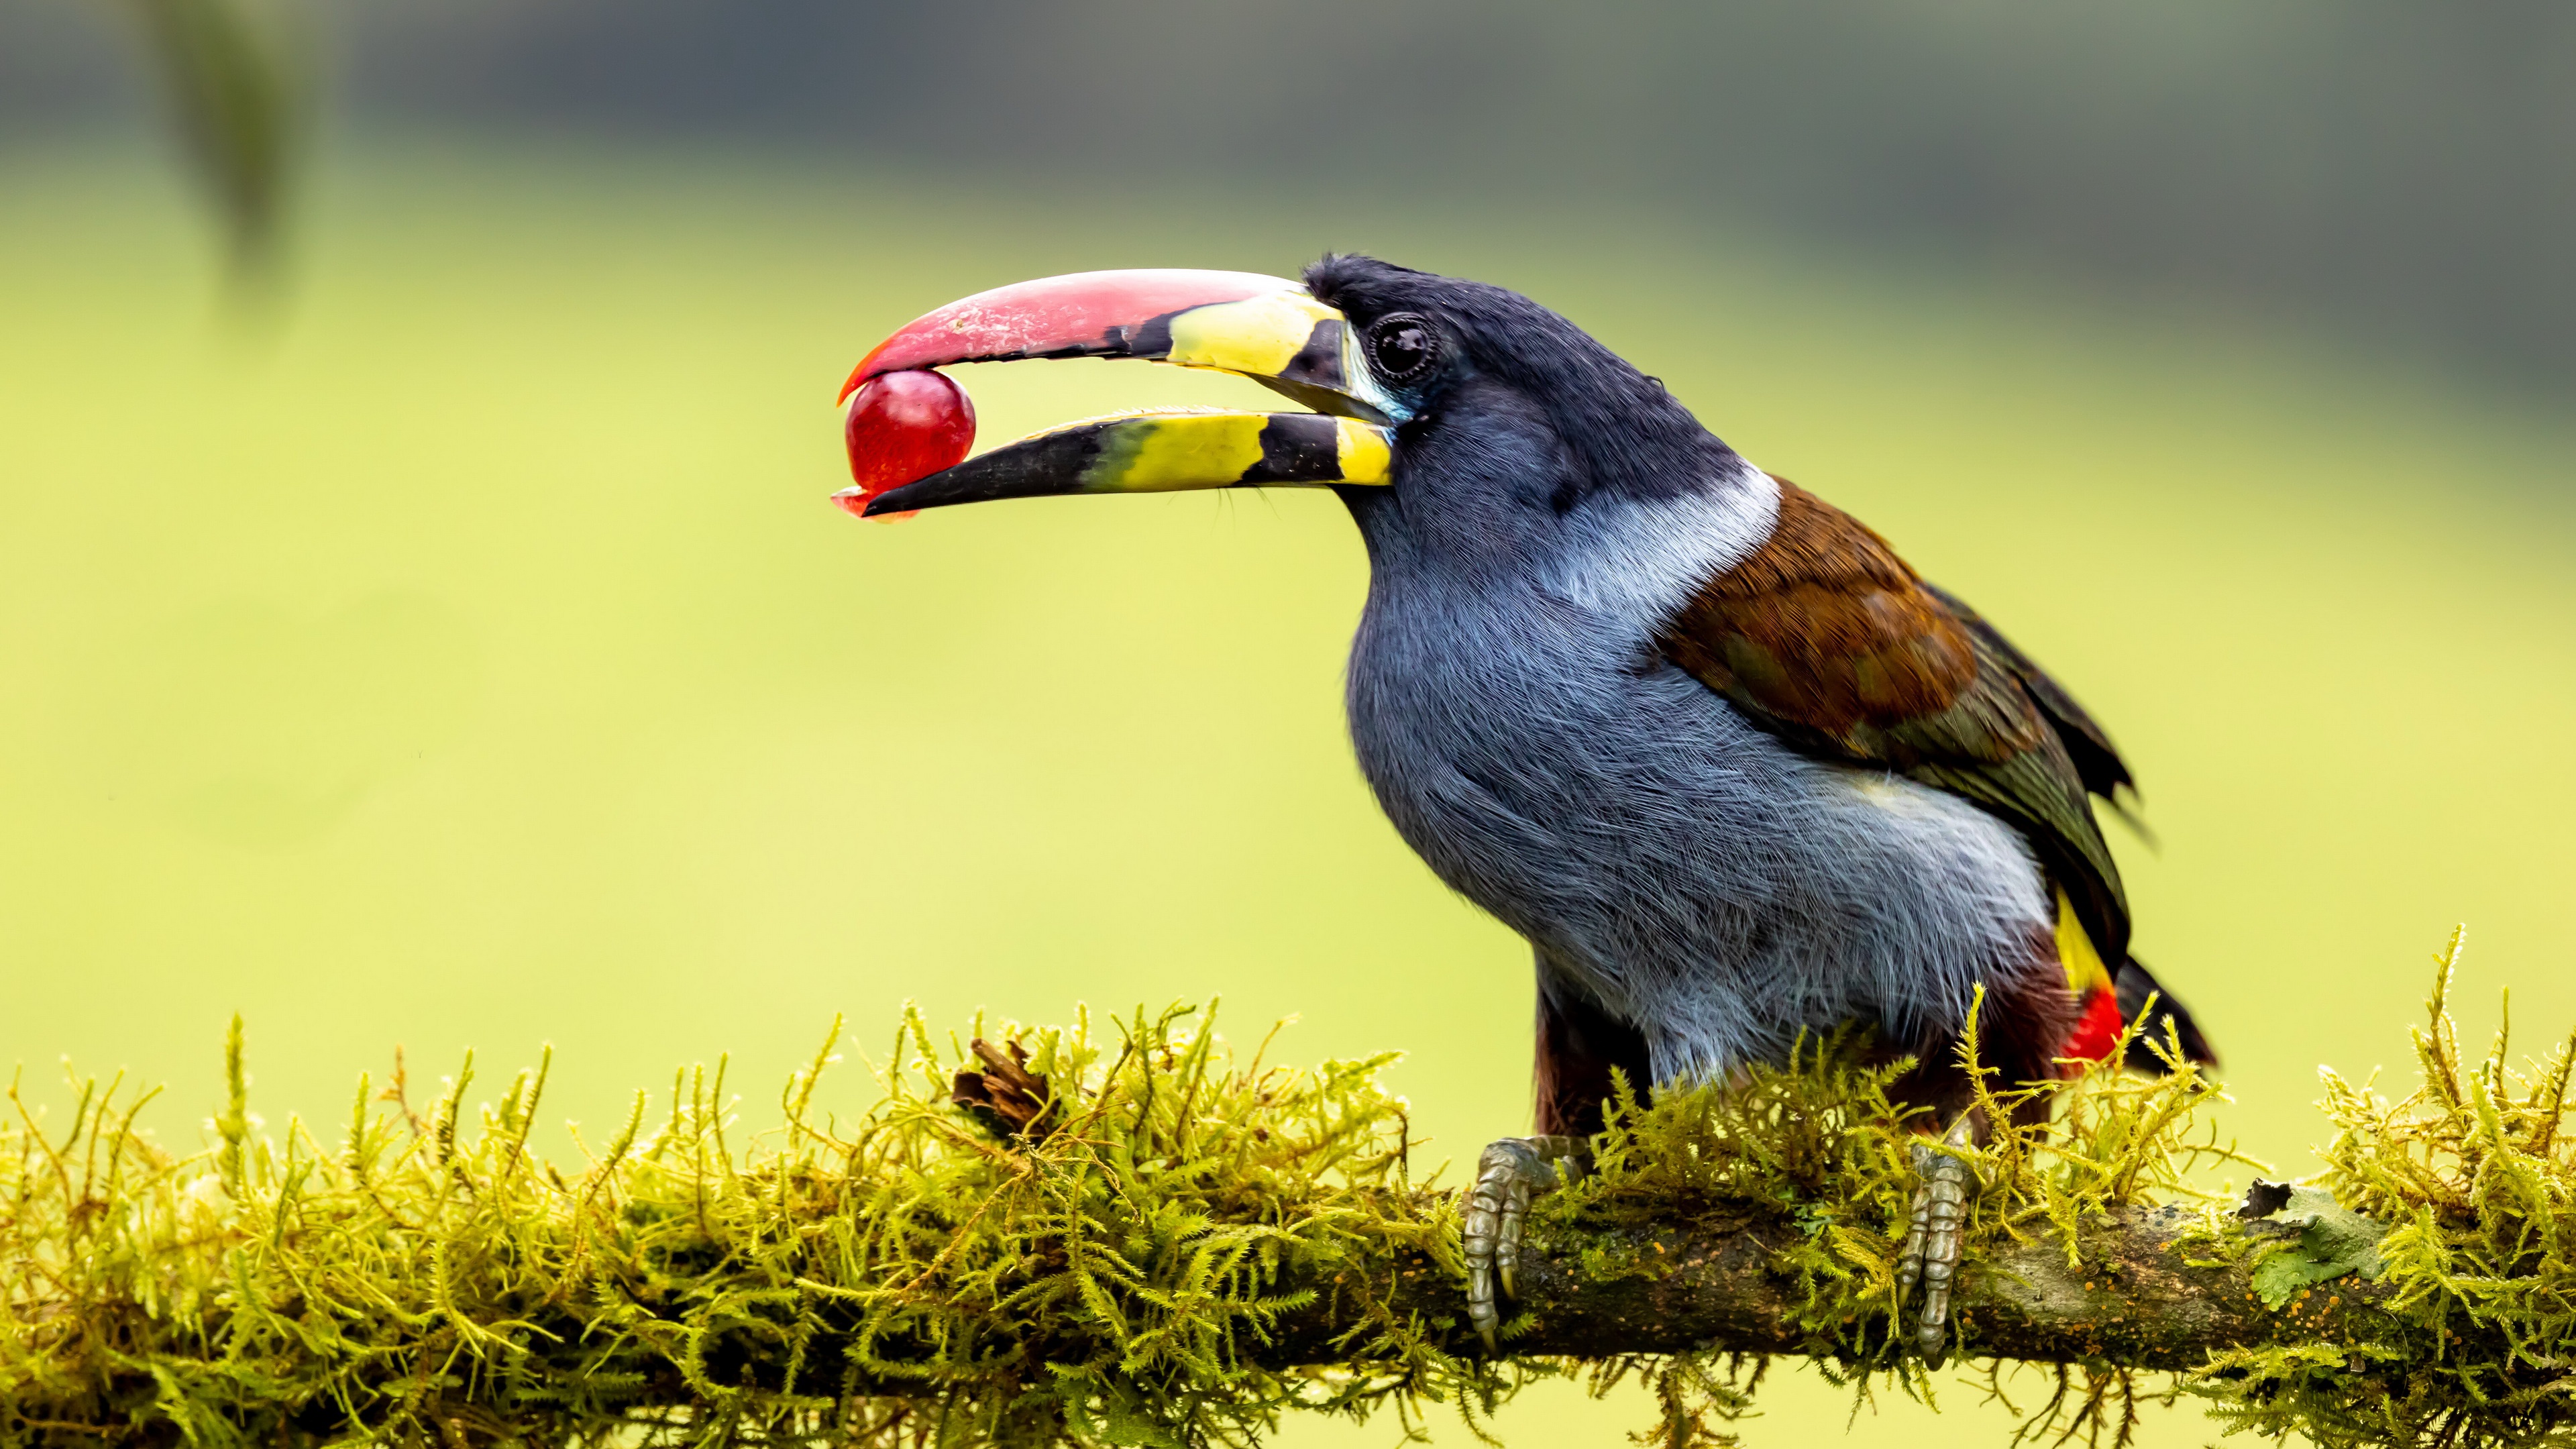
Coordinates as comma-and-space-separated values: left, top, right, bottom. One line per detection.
1922, 581, 2135, 805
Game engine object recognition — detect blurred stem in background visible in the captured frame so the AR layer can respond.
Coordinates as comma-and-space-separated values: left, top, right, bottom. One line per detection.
111, 0, 305, 289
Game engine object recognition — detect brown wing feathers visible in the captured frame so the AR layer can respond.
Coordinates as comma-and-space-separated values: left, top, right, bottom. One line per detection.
1658, 480, 2134, 965
1660, 482, 1994, 759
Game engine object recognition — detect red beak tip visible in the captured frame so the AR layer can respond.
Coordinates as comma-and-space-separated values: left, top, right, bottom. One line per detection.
828, 490, 918, 525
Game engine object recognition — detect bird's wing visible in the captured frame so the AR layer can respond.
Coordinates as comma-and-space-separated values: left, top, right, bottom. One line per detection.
1657, 479, 2133, 964
1919, 580, 2133, 802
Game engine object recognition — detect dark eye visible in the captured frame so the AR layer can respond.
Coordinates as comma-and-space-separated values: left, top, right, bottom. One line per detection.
1364, 313, 1440, 386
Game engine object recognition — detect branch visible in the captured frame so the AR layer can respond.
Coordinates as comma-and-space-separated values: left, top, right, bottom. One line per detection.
2, 947, 2567, 1449
1, 1177, 2354, 1434
1258, 1201, 2347, 1374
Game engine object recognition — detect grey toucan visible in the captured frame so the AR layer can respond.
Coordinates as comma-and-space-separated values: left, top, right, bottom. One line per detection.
833, 258, 2215, 1358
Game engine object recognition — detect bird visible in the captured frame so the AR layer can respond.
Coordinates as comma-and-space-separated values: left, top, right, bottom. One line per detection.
831, 257, 2216, 1359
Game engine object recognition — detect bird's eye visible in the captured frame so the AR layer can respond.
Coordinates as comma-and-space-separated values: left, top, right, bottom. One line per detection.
1364, 313, 1440, 386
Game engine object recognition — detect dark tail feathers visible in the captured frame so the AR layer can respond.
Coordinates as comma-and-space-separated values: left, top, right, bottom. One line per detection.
2115, 959, 2216, 1074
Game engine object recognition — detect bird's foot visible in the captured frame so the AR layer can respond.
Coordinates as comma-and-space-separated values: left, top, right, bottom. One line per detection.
1896, 1114, 1980, 1365
1464, 1134, 1589, 1352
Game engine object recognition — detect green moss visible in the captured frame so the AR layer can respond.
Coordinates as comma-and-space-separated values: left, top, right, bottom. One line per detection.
9, 935, 2576, 1448
2, 1004, 1503, 1447
2198, 928, 2576, 1449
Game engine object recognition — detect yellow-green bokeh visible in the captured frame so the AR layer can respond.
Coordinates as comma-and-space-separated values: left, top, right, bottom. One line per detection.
4, 145, 2573, 1444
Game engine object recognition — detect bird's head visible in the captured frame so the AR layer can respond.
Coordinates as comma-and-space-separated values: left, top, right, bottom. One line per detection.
837, 256, 1745, 559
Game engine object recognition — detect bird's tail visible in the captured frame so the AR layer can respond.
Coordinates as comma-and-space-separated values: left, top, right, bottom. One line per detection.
2114, 959, 2217, 1074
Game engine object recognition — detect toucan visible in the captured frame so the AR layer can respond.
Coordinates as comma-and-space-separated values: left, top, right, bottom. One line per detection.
833, 258, 2215, 1358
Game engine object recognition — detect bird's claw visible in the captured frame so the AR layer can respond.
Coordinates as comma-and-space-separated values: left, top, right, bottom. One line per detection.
1897, 1114, 1979, 1364
1464, 1135, 1589, 1352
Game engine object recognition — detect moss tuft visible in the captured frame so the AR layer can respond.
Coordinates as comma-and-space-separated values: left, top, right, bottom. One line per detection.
2200, 928, 2576, 1449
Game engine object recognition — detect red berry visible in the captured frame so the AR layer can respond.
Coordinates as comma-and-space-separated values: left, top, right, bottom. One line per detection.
839, 369, 974, 518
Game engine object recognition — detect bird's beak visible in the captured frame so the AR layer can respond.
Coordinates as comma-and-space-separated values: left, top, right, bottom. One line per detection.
834, 269, 1401, 519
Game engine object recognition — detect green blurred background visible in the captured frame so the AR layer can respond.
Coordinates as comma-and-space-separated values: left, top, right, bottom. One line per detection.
5, 4, 2575, 1443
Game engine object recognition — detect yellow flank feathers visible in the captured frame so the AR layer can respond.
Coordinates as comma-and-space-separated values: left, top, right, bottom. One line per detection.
1108, 414, 1270, 492
2055, 887, 2114, 994
1335, 417, 1393, 484
1166, 290, 1337, 376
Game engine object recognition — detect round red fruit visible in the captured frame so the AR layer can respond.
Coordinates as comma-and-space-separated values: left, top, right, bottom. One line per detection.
841, 369, 975, 509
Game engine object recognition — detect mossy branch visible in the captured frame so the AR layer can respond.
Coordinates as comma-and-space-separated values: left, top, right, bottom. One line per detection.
3, 930, 2570, 1448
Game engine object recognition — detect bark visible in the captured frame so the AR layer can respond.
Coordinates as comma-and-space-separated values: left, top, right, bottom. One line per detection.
575, 1199, 2346, 1404
1256, 1202, 2358, 1372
